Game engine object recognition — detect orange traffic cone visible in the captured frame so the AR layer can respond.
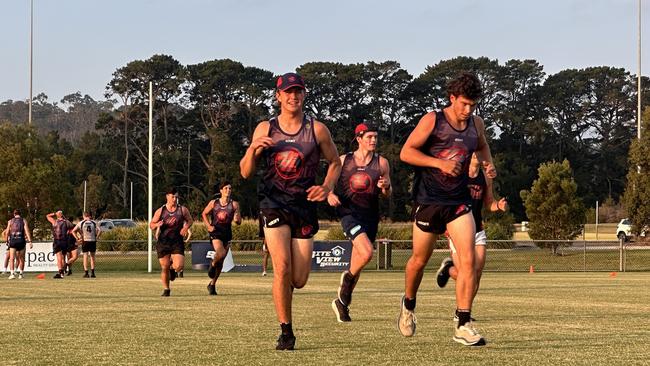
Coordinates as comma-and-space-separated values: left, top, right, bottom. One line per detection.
36, 273, 45, 279
529, 265, 534, 273
609, 272, 617, 278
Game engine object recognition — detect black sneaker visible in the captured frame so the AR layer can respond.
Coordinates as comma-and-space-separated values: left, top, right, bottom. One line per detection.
208, 264, 216, 279
161, 289, 171, 297
338, 271, 358, 306
436, 258, 454, 288
275, 333, 296, 351
83, 272, 90, 278
178, 271, 184, 278
66, 265, 72, 276
331, 299, 352, 322
207, 284, 217, 296
53, 273, 63, 279
169, 268, 177, 282
90, 272, 96, 278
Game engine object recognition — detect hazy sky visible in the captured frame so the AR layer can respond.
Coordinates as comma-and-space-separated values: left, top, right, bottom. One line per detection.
1, 0, 649, 103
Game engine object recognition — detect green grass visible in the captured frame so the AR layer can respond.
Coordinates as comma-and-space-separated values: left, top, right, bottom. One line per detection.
1, 271, 649, 365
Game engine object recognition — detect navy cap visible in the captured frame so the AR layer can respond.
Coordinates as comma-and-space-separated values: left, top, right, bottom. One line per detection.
276, 73, 305, 91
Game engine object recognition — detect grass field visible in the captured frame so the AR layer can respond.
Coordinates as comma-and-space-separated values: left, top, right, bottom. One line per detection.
1, 271, 649, 365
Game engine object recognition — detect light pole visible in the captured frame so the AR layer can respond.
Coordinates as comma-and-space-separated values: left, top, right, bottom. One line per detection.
28, 0, 33, 126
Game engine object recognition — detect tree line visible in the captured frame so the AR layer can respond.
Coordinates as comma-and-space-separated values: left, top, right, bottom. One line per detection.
0, 54, 647, 239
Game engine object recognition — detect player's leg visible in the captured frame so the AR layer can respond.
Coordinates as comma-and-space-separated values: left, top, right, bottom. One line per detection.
207, 239, 228, 294
8, 248, 16, 279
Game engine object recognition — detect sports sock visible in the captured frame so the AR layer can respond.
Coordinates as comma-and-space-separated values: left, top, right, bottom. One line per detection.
456, 309, 472, 327
280, 323, 293, 336
404, 297, 416, 311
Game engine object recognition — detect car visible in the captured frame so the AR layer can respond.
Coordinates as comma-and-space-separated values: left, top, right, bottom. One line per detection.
98, 219, 137, 231
616, 219, 648, 242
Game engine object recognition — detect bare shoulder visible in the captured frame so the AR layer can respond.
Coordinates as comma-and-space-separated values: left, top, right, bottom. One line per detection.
472, 115, 486, 130
252, 120, 271, 138
313, 119, 333, 141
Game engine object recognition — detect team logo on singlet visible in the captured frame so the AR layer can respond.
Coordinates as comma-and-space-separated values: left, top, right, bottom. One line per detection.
164, 215, 178, 227
468, 184, 484, 200
274, 147, 304, 179
216, 209, 229, 223
349, 172, 373, 193
436, 146, 468, 163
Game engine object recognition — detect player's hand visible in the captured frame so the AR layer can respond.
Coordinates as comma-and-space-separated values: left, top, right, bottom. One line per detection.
306, 185, 330, 202
180, 226, 189, 237
327, 192, 341, 207
249, 136, 274, 152
377, 176, 391, 190
482, 161, 497, 179
207, 225, 215, 233
29, 242, 33, 249
497, 198, 508, 212
155, 221, 163, 228
438, 159, 463, 177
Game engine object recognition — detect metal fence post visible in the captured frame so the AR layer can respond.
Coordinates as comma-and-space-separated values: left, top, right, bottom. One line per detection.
583, 239, 586, 272
619, 237, 624, 272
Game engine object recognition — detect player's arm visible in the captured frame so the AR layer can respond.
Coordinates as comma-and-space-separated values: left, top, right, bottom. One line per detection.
180, 206, 193, 236
308, 120, 341, 202
400, 112, 461, 176
71, 222, 81, 235
149, 208, 163, 230
23, 220, 33, 248
233, 201, 242, 225
474, 116, 496, 179
240, 121, 273, 179
483, 176, 507, 213
46, 212, 57, 225
378, 156, 392, 198
327, 154, 346, 207
1, 228, 7, 242
201, 200, 215, 231
96, 222, 102, 239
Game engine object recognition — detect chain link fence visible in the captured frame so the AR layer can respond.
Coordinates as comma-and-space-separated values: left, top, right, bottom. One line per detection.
38, 238, 650, 274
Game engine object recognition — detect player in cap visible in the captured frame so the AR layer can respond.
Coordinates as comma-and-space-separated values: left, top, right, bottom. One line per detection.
149, 187, 193, 296
4, 209, 33, 279
201, 181, 241, 295
328, 122, 391, 322
47, 210, 74, 279
240, 72, 341, 350
398, 72, 496, 346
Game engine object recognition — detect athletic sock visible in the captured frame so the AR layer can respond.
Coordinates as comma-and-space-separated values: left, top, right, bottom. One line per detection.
456, 309, 472, 327
404, 297, 416, 311
280, 323, 293, 336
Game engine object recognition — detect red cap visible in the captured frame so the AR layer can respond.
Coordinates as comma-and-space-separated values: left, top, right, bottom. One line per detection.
276, 73, 305, 91
354, 123, 369, 136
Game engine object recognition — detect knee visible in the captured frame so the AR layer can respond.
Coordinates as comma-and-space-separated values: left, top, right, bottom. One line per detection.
408, 255, 429, 270
273, 261, 291, 280
292, 274, 309, 289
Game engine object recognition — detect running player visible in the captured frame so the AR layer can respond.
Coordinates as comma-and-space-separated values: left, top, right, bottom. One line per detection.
328, 123, 391, 322
149, 187, 193, 296
436, 153, 507, 318
201, 181, 242, 295
240, 72, 341, 350
72, 212, 102, 278
5, 210, 33, 279
397, 72, 496, 346
47, 210, 74, 279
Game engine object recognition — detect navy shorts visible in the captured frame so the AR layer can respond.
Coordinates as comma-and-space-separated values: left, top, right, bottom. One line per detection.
82, 241, 97, 253
340, 215, 379, 243
8, 239, 26, 251
209, 230, 232, 247
260, 207, 319, 239
156, 240, 185, 258
53, 239, 69, 254
412, 203, 472, 234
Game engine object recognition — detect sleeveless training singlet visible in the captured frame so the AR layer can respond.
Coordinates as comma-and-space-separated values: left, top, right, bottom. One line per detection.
258, 115, 320, 209
335, 152, 382, 219
159, 205, 185, 243
53, 219, 68, 241
9, 217, 25, 242
212, 199, 235, 232
413, 110, 479, 205
467, 169, 487, 231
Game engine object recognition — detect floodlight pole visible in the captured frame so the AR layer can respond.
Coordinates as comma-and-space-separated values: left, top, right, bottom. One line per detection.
147, 82, 153, 273
28, 0, 33, 126
83, 180, 87, 213
638, 0, 642, 141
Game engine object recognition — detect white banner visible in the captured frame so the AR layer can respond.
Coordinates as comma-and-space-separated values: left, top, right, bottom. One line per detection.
0, 242, 58, 272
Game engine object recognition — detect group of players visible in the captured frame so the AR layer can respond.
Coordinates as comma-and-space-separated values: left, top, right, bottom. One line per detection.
148, 71, 508, 350
2, 210, 101, 279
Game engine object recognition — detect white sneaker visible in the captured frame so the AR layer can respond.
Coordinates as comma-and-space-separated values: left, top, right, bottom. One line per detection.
397, 296, 417, 337
8, 273, 15, 280
262, 271, 267, 277
18, 273, 23, 279
453, 321, 486, 346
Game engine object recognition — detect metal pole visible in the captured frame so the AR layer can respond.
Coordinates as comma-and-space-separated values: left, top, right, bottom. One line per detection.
28, 0, 33, 126
595, 200, 599, 240
147, 82, 153, 273
619, 237, 624, 272
639, 0, 643, 141
130, 180, 133, 220
83, 180, 87, 213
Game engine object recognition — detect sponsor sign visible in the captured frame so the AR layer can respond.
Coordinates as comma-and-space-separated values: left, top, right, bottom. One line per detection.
190, 241, 234, 272
311, 241, 352, 272
0, 242, 58, 272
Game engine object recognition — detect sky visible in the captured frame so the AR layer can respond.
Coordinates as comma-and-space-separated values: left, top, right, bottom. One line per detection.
1, 0, 649, 103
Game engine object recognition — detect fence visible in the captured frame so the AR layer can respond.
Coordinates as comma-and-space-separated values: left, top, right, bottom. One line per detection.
14, 238, 647, 274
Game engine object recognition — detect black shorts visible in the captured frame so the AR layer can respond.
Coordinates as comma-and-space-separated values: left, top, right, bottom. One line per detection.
156, 240, 185, 258
53, 239, 69, 254
340, 215, 379, 243
8, 239, 26, 251
209, 230, 232, 246
258, 216, 265, 239
260, 207, 319, 239
82, 241, 97, 253
412, 203, 472, 234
